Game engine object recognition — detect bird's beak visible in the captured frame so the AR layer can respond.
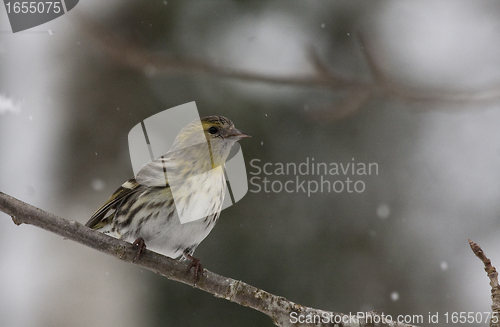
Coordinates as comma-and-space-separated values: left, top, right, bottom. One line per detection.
226, 128, 251, 140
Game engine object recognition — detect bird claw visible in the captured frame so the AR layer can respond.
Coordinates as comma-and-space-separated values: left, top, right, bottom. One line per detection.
184, 252, 204, 282
132, 237, 146, 262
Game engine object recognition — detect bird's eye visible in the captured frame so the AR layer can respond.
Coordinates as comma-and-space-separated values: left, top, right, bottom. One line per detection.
208, 126, 218, 134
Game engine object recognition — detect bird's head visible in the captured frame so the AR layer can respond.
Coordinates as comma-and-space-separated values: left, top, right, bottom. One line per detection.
172, 116, 250, 168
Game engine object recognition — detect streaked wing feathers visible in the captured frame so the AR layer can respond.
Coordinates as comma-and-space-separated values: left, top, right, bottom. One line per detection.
85, 178, 141, 229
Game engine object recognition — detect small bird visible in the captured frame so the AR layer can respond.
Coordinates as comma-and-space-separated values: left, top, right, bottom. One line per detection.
86, 116, 250, 279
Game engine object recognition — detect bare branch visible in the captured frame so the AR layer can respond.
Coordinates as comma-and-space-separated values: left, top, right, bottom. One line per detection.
77, 15, 500, 119
311, 88, 372, 122
0, 191, 418, 327
357, 32, 390, 86
77, 15, 368, 91
469, 239, 500, 327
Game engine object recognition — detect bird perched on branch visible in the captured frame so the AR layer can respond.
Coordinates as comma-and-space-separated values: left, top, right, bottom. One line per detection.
86, 116, 250, 279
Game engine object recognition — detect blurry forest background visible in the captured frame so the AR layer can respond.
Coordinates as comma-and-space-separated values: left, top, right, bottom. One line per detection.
2, 1, 500, 326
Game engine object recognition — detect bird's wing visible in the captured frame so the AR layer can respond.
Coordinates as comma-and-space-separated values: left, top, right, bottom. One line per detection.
85, 178, 142, 229
134, 155, 175, 187
87, 154, 176, 229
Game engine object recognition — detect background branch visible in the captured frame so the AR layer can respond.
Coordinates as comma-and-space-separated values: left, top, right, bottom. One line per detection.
0, 191, 418, 327
78, 15, 500, 122
469, 240, 500, 327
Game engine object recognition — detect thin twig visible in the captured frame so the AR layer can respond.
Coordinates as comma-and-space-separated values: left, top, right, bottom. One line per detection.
357, 32, 389, 86
469, 239, 500, 327
0, 191, 418, 327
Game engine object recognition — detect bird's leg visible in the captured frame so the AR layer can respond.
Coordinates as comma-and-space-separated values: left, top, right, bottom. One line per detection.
132, 237, 146, 262
183, 250, 204, 282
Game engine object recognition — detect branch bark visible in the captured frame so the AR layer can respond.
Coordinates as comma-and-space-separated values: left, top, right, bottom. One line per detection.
0, 191, 419, 327
469, 239, 500, 327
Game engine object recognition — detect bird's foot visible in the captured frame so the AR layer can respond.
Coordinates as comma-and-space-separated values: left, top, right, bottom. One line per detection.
132, 237, 146, 262
183, 251, 204, 282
